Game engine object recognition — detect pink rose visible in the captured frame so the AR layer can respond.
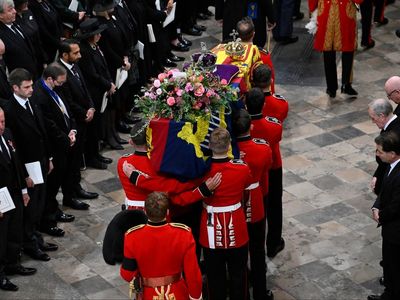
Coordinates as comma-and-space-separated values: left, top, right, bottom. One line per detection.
176, 89, 183, 96
156, 88, 162, 95
221, 79, 228, 85
198, 75, 204, 82
167, 97, 176, 106
194, 83, 205, 97
158, 73, 167, 81
185, 82, 193, 92
153, 79, 161, 88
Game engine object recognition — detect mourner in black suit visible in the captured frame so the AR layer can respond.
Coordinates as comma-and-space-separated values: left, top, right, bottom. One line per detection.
0, 107, 36, 292
384, 76, 400, 117
370, 131, 400, 300
14, 0, 47, 74
76, 18, 115, 163
0, 0, 40, 78
4, 68, 57, 261
30, 63, 77, 237
28, 0, 63, 63
0, 38, 12, 107
368, 99, 400, 195
56, 39, 98, 206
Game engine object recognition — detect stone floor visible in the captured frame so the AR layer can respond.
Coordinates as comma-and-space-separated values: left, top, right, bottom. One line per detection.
2, 4, 400, 300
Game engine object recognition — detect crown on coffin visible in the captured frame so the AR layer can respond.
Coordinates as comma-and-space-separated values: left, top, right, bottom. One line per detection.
225, 30, 245, 59
191, 42, 217, 70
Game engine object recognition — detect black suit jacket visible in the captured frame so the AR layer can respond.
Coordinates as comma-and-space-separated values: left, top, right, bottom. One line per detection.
0, 22, 39, 78
78, 41, 112, 108
373, 162, 400, 244
3, 96, 51, 174
0, 65, 12, 105
0, 128, 27, 195
56, 59, 94, 124
28, 0, 63, 63
30, 79, 76, 154
374, 117, 400, 194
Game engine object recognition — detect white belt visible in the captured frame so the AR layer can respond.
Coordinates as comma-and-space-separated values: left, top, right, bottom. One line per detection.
125, 198, 145, 207
203, 202, 241, 213
245, 182, 259, 190
204, 202, 241, 249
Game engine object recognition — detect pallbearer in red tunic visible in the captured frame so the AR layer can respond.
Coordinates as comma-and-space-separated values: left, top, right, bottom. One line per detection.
120, 192, 203, 300
245, 88, 286, 259
308, 0, 363, 98
117, 121, 200, 211
232, 109, 274, 300
199, 128, 252, 300
252, 64, 289, 123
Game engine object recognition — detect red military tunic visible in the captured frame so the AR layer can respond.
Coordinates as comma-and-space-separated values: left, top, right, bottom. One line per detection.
262, 92, 289, 124
250, 114, 283, 169
259, 48, 276, 94
121, 222, 202, 300
117, 151, 197, 210
309, 0, 363, 52
236, 136, 273, 223
117, 152, 154, 210
199, 158, 252, 249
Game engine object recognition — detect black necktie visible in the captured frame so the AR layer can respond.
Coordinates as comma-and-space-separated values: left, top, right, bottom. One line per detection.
71, 65, 82, 84
25, 100, 34, 116
11, 24, 24, 39
0, 137, 10, 162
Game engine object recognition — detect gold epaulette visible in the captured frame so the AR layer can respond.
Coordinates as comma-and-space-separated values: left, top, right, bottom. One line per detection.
126, 224, 145, 235
170, 223, 190, 231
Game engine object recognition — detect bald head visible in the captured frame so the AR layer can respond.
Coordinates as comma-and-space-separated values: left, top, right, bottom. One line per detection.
385, 76, 400, 104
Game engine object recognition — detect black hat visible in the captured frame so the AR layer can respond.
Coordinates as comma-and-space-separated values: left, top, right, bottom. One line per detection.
91, 0, 115, 13
75, 18, 107, 40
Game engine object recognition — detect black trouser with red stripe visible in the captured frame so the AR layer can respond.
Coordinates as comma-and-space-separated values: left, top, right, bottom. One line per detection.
266, 167, 283, 251
248, 220, 268, 300
203, 245, 248, 300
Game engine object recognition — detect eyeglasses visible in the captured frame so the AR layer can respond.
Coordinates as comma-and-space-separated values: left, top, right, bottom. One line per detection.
387, 89, 398, 98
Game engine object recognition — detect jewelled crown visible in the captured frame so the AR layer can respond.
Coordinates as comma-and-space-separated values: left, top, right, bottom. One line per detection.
225, 30, 245, 59
191, 42, 217, 71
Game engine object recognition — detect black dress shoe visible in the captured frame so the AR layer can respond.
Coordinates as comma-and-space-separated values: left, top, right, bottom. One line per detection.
117, 121, 132, 134
194, 24, 206, 31
86, 158, 107, 170
274, 36, 298, 45
178, 35, 192, 47
97, 154, 112, 164
170, 42, 190, 52
266, 289, 274, 300
5, 265, 37, 276
341, 84, 358, 97
63, 198, 90, 210
267, 238, 285, 258
168, 53, 185, 62
293, 12, 304, 20
74, 188, 99, 199
379, 276, 384, 286
197, 12, 209, 20
326, 89, 336, 98
367, 295, 382, 300
56, 212, 75, 222
396, 29, 400, 38
162, 58, 178, 68
106, 140, 124, 150
24, 248, 50, 261
41, 226, 65, 237
361, 39, 375, 49
40, 242, 58, 252
374, 17, 388, 26
204, 9, 214, 17
0, 278, 18, 291
183, 27, 202, 36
